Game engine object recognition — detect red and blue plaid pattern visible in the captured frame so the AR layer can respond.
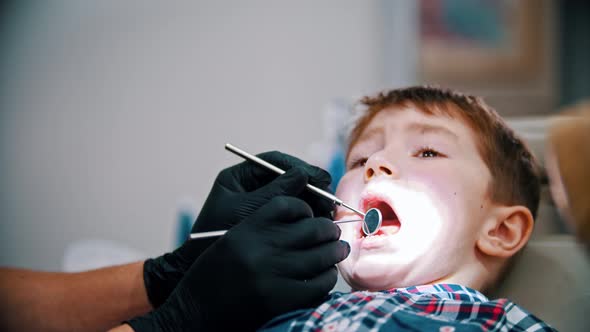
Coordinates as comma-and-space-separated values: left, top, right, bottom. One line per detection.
260, 284, 555, 331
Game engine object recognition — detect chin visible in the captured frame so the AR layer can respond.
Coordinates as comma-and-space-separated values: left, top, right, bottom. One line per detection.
341, 262, 401, 291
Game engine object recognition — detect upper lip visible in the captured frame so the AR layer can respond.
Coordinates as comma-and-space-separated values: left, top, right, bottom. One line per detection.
360, 190, 396, 215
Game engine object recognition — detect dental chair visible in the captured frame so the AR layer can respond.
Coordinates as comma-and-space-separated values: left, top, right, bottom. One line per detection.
491, 117, 590, 332
490, 233, 589, 331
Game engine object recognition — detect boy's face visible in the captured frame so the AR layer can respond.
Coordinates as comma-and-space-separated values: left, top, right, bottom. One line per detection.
336, 106, 493, 291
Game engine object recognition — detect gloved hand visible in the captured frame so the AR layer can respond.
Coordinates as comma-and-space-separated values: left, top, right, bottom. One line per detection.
143, 151, 334, 307
127, 196, 350, 332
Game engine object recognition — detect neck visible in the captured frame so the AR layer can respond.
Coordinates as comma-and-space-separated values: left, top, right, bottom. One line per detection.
428, 258, 494, 293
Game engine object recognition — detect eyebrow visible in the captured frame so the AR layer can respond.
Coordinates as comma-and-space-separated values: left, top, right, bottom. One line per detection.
405, 123, 459, 141
355, 126, 384, 145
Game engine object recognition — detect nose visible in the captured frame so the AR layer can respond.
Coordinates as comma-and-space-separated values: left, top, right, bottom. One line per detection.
365, 154, 397, 182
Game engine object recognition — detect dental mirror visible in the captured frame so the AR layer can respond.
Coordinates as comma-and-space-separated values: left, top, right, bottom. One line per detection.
361, 208, 382, 236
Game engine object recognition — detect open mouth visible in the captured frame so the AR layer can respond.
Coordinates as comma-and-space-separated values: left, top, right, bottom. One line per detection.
360, 198, 401, 238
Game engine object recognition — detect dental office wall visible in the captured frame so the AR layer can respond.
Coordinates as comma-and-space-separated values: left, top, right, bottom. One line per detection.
0, 1, 418, 270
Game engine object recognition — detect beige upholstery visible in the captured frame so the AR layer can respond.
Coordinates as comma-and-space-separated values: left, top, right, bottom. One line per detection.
490, 236, 589, 332
502, 117, 590, 331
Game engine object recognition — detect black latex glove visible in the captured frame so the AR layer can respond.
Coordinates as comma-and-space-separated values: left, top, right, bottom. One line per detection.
127, 196, 350, 332
143, 151, 333, 307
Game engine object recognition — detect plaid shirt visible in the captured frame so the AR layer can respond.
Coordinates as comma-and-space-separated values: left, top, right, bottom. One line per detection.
259, 284, 556, 332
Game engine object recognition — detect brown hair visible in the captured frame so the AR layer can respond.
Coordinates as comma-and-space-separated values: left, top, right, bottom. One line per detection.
347, 85, 541, 218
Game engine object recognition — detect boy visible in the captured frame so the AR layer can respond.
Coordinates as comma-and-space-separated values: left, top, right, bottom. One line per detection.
260, 86, 555, 331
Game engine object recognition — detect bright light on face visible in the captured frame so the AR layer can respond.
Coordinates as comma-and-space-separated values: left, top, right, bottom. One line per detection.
334, 107, 492, 291
336, 179, 446, 291
381, 181, 444, 264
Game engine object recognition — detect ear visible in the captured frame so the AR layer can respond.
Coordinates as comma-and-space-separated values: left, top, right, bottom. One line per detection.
476, 205, 534, 258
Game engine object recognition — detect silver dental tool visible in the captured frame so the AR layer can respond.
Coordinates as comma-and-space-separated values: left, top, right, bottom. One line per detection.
189, 143, 383, 240
225, 143, 366, 216
189, 218, 367, 239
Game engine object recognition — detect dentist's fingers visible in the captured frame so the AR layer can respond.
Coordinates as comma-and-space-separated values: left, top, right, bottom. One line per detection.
282, 217, 342, 249
275, 240, 350, 280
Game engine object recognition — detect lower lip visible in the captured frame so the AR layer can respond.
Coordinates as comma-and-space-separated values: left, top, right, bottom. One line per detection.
358, 234, 390, 249
357, 225, 400, 249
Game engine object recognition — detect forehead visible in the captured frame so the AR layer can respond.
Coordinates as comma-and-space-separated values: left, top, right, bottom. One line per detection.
357, 106, 476, 143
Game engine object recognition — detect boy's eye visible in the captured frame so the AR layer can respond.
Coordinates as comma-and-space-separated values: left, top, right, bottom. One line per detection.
414, 147, 445, 158
421, 150, 438, 158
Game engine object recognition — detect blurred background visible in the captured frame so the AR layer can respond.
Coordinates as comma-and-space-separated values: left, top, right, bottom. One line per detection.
0, 0, 588, 272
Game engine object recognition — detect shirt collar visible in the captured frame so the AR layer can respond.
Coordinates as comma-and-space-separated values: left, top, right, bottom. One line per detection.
383, 283, 489, 302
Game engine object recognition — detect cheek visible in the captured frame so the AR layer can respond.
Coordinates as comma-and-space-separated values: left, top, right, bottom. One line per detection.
335, 170, 364, 202
405, 168, 483, 231
405, 170, 456, 211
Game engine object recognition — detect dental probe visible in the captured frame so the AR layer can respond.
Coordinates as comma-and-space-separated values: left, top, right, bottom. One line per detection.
224, 143, 366, 217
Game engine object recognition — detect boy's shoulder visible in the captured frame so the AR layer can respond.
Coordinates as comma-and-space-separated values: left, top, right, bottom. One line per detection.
259, 284, 556, 331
